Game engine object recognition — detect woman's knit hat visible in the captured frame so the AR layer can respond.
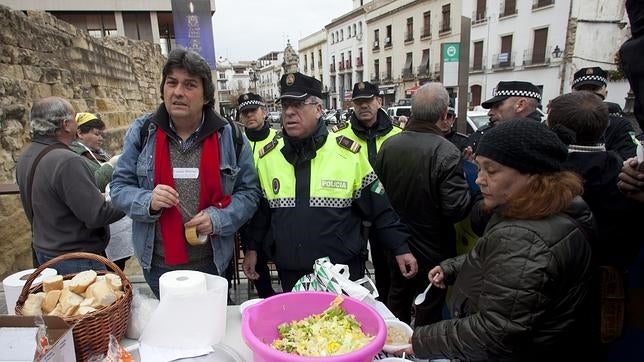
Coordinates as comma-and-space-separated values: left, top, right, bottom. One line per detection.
476, 119, 568, 174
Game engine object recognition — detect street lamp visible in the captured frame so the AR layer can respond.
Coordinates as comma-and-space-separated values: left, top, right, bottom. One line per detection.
552, 45, 562, 59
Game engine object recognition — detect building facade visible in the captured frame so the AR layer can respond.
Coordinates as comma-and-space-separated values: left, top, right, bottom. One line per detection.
366, 0, 463, 108
256, 51, 284, 111
299, 29, 328, 107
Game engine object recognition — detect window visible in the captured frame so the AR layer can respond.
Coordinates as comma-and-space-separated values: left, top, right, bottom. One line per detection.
499, 34, 513, 66
385, 25, 392, 46
311, 52, 315, 70
500, 0, 517, 17
374, 29, 380, 49
422, 11, 431, 37
406, 17, 414, 42
533, 0, 555, 10
331, 33, 335, 43
470, 85, 482, 107
340, 29, 344, 41
374, 59, 380, 81
347, 50, 352, 69
531, 28, 548, 64
303, 54, 308, 70
419, 49, 430, 76
331, 75, 336, 92
331, 55, 336, 72
386, 56, 392, 80
473, 41, 484, 70
358, 22, 362, 35
403, 52, 413, 79
475, 0, 487, 22
440, 4, 451, 33
357, 48, 363, 66
353, 24, 357, 36
318, 49, 322, 67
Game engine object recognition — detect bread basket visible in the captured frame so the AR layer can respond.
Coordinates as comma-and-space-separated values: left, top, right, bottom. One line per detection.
14, 252, 133, 361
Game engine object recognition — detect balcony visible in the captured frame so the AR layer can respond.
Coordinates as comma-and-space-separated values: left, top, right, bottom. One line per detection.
470, 56, 486, 72
384, 37, 392, 48
404, 31, 414, 43
371, 72, 380, 83
345, 59, 352, 70
491, 52, 515, 70
499, 1, 518, 18
381, 72, 392, 82
433, 63, 441, 80
317, 61, 322, 68
330, 64, 336, 73
472, 11, 487, 25
373, 40, 380, 51
417, 65, 431, 78
439, 20, 451, 35
421, 27, 431, 39
356, 57, 363, 67
533, 0, 555, 10
401, 68, 415, 81
523, 47, 551, 67
338, 61, 345, 71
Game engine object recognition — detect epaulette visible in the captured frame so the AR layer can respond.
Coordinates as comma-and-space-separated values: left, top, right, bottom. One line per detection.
455, 132, 468, 138
331, 122, 350, 132
335, 135, 361, 153
259, 138, 279, 158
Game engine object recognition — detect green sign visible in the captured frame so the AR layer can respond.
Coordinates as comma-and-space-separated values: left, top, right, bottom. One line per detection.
442, 43, 460, 62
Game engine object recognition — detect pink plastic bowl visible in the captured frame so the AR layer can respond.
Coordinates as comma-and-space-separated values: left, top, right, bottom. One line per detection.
241, 291, 386, 362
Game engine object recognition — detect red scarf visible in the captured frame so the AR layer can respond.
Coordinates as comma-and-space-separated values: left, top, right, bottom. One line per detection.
154, 129, 231, 265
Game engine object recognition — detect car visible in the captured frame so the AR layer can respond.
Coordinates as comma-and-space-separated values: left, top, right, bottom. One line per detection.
268, 111, 281, 126
387, 106, 411, 122
465, 109, 490, 134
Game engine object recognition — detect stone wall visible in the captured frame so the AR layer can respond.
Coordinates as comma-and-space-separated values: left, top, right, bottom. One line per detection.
0, 6, 166, 278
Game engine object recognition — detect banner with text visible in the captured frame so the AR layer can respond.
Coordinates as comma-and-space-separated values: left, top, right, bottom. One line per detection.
442, 43, 459, 87
171, 0, 216, 69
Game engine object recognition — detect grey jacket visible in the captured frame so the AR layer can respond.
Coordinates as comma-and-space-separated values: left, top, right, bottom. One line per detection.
16, 138, 124, 255
412, 197, 595, 361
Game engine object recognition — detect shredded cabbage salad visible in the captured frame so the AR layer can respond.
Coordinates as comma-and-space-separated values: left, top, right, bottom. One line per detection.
271, 296, 374, 356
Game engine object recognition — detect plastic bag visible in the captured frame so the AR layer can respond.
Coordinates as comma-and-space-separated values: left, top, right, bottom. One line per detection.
126, 288, 160, 340
292, 257, 378, 302
33, 315, 50, 361
87, 335, 134, 362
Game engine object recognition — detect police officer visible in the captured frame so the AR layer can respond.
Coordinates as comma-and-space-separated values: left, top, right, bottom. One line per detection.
331, 81, 402, 303
237, 92, 278, 298
571, 66, 638, 159
466, 81, 542, 155
440, 105, 469, 151
242, 72, 418, 292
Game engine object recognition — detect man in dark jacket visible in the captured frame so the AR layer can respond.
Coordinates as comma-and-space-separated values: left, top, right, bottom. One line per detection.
332, 81, 401, 303
16, 97, 124, 274
439, 105, 469, 151
571, 66, 638, 160
375, 82, 471, 326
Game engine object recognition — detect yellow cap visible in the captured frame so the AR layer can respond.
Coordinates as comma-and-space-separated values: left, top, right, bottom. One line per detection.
75, 112, 99, 126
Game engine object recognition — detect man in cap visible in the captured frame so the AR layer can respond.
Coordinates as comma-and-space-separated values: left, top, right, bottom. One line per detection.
439, 103, 469, 151
375, 83, 471, 326
236, 92, 277, 298
571, 66, 638, 159
331, 80, 402, 303
242, 72, 418, 292
466, 81, 542, 153
110, 49, 261, 298
16, 97, 124, 274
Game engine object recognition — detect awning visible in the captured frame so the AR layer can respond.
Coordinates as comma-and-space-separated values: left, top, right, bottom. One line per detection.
404, 54, 413, 70
379, 84, 396, 95
420, 50, 430, 68
405, 85, 420, 96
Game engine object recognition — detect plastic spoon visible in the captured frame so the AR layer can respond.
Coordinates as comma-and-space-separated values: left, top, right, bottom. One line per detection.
414, 283, 432, 305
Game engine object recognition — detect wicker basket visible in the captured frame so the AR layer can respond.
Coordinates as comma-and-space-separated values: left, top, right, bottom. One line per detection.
14, 252, 133, 361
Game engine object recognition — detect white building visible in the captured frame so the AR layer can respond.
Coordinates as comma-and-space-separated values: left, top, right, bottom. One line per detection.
215, 57, 256, 116
366, 0, 463, 107
325, 7, 368, 110
256, 51, 283, 111
298, 29, 328, 107
466, 0, 630, 109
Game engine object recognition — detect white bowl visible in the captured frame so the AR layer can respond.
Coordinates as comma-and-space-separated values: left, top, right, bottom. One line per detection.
383, 319, 413, 353
239, 298, 264, 315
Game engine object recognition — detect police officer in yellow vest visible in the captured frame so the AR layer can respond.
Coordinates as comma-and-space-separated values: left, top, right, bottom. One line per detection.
332, 81, 402, 303
242, 72, 418, 291
237, 92, 278, 298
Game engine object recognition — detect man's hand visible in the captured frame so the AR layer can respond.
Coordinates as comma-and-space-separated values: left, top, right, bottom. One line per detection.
428, 265, 446, 289
243, 250, 259, 280
150, 184, 179, 212
395, 253, 418, 278
184, 210, 214, 236
618, 157, 644, 202
462, 146, 475, 161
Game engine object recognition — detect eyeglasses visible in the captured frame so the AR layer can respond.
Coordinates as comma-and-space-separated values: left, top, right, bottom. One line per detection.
281, 99, 319, 110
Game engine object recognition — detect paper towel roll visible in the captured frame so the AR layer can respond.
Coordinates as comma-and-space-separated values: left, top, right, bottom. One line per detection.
2, 268, 57, 315
159, 270, 207, 300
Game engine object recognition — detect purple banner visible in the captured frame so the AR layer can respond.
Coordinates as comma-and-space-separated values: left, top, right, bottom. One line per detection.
171, 0, 216, 69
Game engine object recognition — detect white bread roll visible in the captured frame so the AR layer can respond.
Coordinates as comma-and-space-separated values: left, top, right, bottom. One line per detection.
69, 270, 97, 294
59, 288, 84, 315
42, 290, 62, 314
80, 297, 95, 307
42, 275, 64, 292
22, 292, 45, 316
77, 306, 97, 315
88, 280, 117, 308
48, 303, 63, 316
104, 273, 123, 291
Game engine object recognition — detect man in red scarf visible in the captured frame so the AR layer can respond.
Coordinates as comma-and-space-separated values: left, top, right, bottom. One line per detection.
110, 49, 261, 298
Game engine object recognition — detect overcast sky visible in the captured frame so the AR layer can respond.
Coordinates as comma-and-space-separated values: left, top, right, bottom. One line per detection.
213, 0, 353, 61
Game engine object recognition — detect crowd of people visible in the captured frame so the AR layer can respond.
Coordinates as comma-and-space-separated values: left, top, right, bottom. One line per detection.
14, 45, 644, 360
